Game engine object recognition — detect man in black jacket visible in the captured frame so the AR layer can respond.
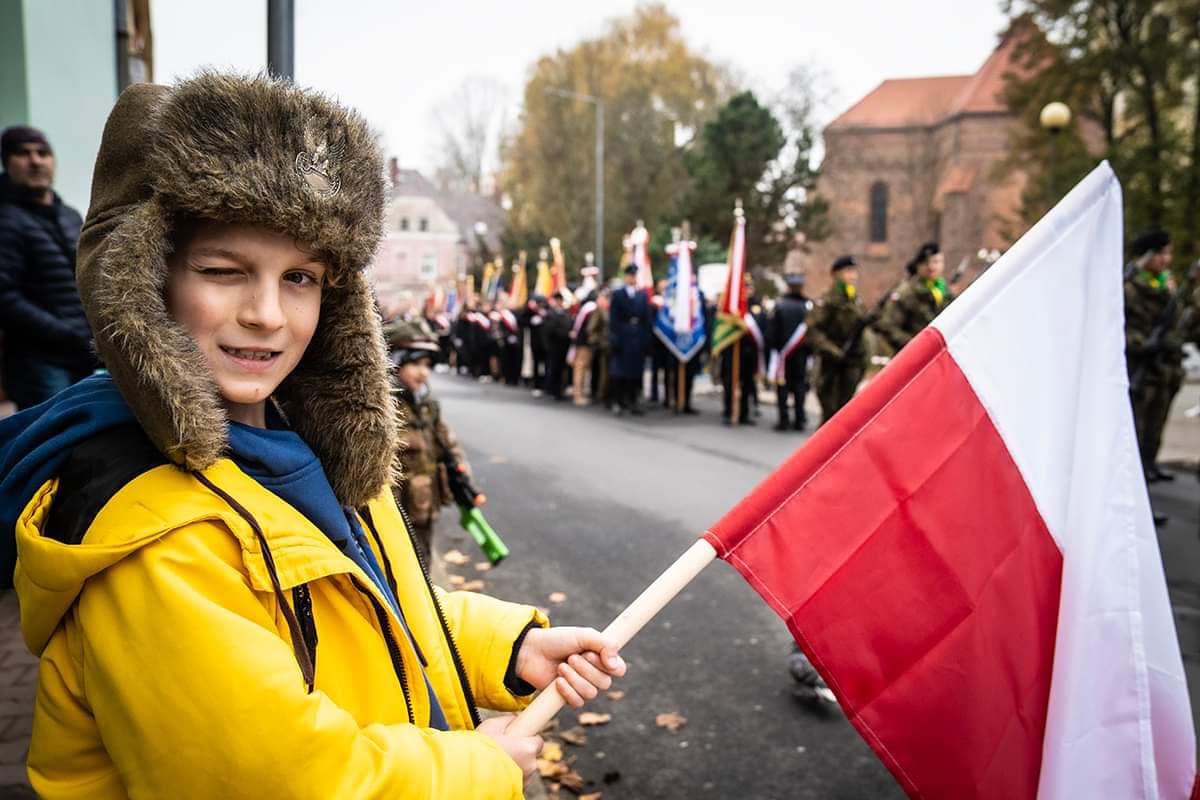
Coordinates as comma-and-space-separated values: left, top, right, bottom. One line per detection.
767, 273, 812, 431
0, 126, 93, 408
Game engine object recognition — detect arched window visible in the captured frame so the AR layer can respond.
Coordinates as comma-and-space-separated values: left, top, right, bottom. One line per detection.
869, 182, 888, 243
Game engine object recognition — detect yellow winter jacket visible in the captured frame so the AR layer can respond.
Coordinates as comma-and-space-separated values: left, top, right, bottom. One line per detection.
15, 457, 547, 799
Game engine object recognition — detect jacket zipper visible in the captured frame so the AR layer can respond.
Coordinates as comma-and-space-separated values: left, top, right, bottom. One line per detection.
350, 575, 415, 725
388, 502, 482, 728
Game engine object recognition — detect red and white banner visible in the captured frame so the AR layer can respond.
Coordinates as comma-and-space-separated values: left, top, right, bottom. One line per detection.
566, 300, 596, 365
767, 322, 806, 384
720, 213, 747, 318
630, 222, 654, 294
704, 163, 1195, 799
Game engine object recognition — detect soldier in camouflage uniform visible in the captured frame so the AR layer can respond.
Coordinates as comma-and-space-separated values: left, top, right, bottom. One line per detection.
388, 320, 471, 563
807, 255, 871, 425
876, 241, 954, 354
1124, 230, 1183, 488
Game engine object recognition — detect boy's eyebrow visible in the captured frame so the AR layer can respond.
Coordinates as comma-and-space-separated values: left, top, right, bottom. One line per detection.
189, 246, 326, 271
189, 246, 251, 265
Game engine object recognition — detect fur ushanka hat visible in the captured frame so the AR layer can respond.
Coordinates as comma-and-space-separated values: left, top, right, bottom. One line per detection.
77, 73, 395, 507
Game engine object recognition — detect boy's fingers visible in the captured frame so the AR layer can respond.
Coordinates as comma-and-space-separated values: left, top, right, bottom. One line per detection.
555, 675, 585, 707
568, 653, 613, 690
558, 662, 599, 701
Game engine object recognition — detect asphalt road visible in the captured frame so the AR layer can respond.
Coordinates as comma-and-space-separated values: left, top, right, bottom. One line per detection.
434, 373, 903, 800
431, 372, 1200, 799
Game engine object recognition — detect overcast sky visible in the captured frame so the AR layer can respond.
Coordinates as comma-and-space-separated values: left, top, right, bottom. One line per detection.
152, 0, 1010, 173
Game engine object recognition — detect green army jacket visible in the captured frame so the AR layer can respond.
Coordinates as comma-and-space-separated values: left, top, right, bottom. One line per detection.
807, 283, 870, 368
393, 384, 467, 515
875, 275, 954, 353
1125, 270, 1183, 384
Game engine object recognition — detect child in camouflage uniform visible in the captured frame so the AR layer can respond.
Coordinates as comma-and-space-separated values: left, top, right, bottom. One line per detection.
389, 320, 471, 563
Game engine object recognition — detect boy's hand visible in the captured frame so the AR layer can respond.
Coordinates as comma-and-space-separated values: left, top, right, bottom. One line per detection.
476, 715, 542, 778
515, 627, 626, 707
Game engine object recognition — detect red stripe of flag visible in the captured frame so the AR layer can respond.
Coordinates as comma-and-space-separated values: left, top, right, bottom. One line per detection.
704, 327, 1063, 799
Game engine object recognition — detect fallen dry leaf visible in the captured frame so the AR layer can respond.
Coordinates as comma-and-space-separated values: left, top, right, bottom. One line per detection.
580, 793, 602, 800
655, 712, 687, 732
537, 759, 569, 778
541, 741, 563, 763
448, 575, 466, 587
605, 690, 625, 701
559, 770, 585, 791
441, 549, 470, 566
559, 726, 588, 746
548, 592, 567, 604
474, 562, 493, 572
578, 712, 611, 726
459, 579, 486, 592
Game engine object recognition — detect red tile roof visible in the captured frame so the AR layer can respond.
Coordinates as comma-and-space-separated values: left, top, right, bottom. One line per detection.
828, 29, 1023, 130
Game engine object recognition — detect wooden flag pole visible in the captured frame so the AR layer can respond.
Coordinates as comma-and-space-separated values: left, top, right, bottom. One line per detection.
676, 362, 685, 414
509, 539, 718, 737
730, 346, 741, 425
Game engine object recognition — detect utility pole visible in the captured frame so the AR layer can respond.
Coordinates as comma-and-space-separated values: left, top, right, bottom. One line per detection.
267, 0, 295, 80
545, 88, 605, 282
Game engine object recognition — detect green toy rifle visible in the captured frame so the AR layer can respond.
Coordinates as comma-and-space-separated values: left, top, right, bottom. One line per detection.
444, 459, 510, 565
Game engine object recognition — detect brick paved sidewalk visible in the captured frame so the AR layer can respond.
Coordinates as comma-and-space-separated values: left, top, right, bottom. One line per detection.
0, 592, 35, 796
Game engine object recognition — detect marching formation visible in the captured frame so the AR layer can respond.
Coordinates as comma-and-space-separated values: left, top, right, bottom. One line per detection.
385, 213, 964, 439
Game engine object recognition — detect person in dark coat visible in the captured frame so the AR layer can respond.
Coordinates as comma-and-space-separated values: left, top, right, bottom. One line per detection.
522, 296, 547, 394
609, 264, 651, 415
541, 292, 572, 400
767, 273, 812, 431
0, 126, 93, 408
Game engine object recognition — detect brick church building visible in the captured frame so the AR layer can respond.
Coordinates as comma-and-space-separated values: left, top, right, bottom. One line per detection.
806, 28, 1028, 303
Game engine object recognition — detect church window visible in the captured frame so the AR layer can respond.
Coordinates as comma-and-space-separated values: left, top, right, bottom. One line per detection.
869, 182, 888, 243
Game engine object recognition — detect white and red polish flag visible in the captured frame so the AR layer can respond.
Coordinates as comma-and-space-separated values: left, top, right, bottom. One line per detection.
703, 163, 1195, 799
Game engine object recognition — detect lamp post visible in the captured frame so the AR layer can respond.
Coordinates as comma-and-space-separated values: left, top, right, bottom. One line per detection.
1039, 101, 1072, 201
545, 87, 605, 283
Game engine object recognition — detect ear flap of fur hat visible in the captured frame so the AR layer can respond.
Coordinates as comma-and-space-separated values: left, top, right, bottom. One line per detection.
77, 74, 396, 507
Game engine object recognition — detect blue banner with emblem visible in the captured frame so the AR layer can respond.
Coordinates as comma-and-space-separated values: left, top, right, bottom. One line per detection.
653, 239, 707, 362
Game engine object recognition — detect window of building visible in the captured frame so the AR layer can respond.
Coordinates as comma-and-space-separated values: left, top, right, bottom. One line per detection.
399, 217, 409, 231
420, 253, 437, 280
869, 182, 888, 243
419, 218, 429, 232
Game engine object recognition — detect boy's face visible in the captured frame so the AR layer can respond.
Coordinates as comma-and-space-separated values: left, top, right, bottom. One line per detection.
396, 358, 432, 392
165, 221, 326, 426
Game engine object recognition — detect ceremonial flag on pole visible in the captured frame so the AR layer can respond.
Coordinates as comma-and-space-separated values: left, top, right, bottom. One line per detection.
510, 252, 528, 309
550, 237, 568, 297
481, 261, 496, 302
534, 247, 554, 298
702, 163, 1195, 799
653, 236, 706, 362
710, 205, 748, 358
630, 221, 654, 294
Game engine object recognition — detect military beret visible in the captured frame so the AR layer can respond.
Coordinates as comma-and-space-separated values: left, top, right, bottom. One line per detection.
830, 255, 857, 273
623, 263, 639, 275
784, 272, 806, 287
1132, 230, 1170, 257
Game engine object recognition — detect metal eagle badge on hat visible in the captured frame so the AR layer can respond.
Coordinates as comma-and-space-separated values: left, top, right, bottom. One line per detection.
295, 138, 344, 199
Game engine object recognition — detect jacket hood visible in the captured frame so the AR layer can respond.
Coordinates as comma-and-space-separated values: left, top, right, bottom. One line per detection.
77, 73, 397, 507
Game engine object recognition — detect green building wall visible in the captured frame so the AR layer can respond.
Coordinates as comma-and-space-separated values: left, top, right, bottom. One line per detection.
0, 0, 117, 212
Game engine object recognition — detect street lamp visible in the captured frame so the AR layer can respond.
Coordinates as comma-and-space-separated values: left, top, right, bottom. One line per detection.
1039, 101, 1072, 201
545, 87, 605, 282
1039, 101, 1071, 134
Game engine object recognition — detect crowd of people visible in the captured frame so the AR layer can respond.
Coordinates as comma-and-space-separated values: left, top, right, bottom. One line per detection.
388, 241, 960, 436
